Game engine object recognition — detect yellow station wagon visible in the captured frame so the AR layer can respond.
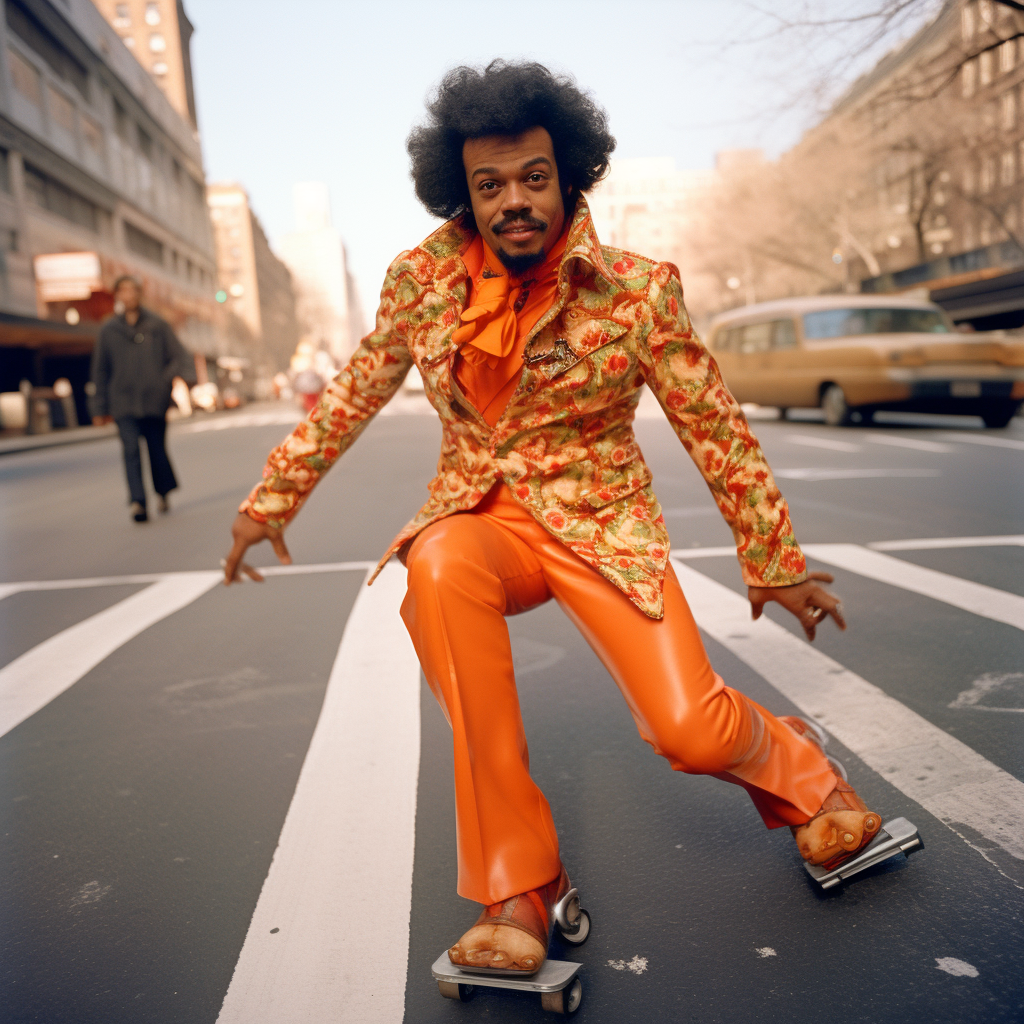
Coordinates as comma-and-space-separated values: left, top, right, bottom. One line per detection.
707, 295, 1024, 428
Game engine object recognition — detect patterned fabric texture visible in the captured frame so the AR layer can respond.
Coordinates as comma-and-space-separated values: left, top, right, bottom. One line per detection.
241, 196, 807, 618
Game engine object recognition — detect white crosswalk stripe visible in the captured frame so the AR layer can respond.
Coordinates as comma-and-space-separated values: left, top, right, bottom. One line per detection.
671, 559, 1024, 868
0, 572, 221, 739
216, 563, 421, 1024
803, 543, 1024, 631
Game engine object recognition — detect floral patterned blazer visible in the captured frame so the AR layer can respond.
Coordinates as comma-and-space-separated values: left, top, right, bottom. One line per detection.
241, 196, 807, 618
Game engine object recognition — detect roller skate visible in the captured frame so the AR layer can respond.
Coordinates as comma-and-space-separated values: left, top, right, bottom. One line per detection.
781, 716, 922, 889
432, 866, 591, 1015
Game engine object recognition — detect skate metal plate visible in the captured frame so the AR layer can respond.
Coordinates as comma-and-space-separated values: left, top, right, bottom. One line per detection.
804, 817, 923, 889
432, 952, 581, 993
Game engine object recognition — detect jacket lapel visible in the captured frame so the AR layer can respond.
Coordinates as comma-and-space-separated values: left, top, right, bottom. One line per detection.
520, 196, 628, 382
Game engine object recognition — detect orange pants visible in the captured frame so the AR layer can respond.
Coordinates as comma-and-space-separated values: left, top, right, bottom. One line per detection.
401, 485, 836, 905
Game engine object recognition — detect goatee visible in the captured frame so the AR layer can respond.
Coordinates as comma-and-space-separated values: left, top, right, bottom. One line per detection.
495, 247, 546, 278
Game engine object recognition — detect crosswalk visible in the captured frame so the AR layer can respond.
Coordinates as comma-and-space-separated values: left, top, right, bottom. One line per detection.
1, 535, 1022, 1020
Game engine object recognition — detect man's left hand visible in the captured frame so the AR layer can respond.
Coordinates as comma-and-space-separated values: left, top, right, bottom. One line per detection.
748, 572, 846, 642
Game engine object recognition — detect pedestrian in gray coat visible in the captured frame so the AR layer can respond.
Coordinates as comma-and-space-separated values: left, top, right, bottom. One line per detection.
90, 276, 197, 522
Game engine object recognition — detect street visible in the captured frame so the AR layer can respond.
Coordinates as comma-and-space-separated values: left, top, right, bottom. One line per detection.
1, 401, 1023, 1024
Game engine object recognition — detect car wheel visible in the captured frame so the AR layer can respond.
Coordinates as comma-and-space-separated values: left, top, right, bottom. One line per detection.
981, 402, 1020, 429
821, 385, 852, 427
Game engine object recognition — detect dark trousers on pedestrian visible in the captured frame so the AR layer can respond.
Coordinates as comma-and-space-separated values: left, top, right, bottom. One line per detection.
115, 416, 178, 506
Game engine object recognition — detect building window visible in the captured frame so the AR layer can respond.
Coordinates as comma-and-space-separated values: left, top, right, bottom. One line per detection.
137, 128, 153, 160
964, 163, 976, 194
1001, 39, 1016, 74
8, 47, 42, 105
1002, 150, 1016, 186
123, 35, 135, 48
981, 155, 996, 191
152, 61, 168, 75
113, 3, 130, 29
962, 2, 975, 41
1001, 90, 1017, 130
82, 115, 104, 157
23, 164, 102, 231
980, 50, 993, 87
47, 86, 76, 134
0, 147, 10, 193
979, 0, 994, 26
124, 220, 164, 263
145, 2, 161, 25
963, 59, 977, 98
148, 33, 166, 53
113, 100, 132, 144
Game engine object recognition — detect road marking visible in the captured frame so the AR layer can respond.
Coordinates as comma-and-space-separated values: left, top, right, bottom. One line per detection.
671, 546, 737, 559
870, 535, 1024, 551
866, 434, 954, 453
176, 409, 302, 433
802, 543, 1024, 631
775, 468, 940, 481
787, 434, 863, 453
672, 559, 1024, 867
0, 572, 220, 739
216, 562, 421, 1024
0, 561, 376, 599
948, 673, 1024, 714
938, 431, 1024, 451
935, 958, 979, 978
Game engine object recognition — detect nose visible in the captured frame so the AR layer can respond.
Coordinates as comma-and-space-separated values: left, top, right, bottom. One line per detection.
500, 179, 531, 215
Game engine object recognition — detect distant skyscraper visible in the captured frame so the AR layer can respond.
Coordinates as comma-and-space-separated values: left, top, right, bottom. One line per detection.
277, 183, 362, 362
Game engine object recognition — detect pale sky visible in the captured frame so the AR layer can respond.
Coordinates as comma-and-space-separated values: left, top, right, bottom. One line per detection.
184, 0, 923, 323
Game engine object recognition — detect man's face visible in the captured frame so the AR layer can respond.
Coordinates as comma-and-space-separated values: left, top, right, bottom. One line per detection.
115, 280, 141, 311
463, 126, 567, 276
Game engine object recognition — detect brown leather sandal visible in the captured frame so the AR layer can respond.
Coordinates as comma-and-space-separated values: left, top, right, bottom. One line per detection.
448, 867, 571, 976
781, 716, 882, 869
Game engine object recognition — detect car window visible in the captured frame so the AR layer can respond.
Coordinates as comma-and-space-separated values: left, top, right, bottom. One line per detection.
739, 321, 772, 353
714, 326, 740, 352
802, 307, 952, 339
771, 319, 798, 349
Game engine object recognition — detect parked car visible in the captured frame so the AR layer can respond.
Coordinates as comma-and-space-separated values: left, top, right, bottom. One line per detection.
707, 295, 1024, 427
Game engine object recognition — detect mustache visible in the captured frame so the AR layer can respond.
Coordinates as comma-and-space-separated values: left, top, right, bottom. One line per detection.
493, 214, 547, 234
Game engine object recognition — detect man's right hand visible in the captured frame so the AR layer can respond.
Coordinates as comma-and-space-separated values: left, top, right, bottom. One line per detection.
92, 415, 113, 426
222, 512, 291, 585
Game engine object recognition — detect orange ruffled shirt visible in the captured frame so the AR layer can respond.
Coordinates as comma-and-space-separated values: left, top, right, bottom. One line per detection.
454, 226, 569, 426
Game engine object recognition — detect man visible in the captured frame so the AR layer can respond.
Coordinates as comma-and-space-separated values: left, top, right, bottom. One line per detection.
91, 275, 196, 522
223, 62, 882, 976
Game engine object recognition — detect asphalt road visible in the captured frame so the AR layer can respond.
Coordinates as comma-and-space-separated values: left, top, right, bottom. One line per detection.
1, 400, 1022, 1024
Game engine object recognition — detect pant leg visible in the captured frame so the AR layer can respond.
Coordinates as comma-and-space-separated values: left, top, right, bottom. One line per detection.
401, 512, 562, 905
138, 415, 178, 496
537, 542, 836, 828
115, 417, 146, 505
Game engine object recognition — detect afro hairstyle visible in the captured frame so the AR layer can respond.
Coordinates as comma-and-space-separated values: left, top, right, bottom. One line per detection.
407, 60, 615, 220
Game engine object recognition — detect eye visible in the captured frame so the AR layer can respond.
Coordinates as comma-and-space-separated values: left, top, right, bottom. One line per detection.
478, 180, 499, 192
527, 172, 545, 183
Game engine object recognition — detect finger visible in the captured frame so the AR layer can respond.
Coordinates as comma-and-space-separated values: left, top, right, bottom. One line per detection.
800, 606, 824, 641
750, 599, 764, 621
270, 534, 292, 565
241, 562, 265, 583
222, 546, 245, 585
806, 571, 835, 585
829, 599, 847, 631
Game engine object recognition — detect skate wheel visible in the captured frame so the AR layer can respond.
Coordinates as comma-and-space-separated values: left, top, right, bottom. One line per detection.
559, 908, 591, 945
437, 980, 475, 1001
540, 977, 583, 1015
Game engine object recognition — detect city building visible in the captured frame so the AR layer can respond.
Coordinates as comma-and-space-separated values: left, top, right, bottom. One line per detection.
207, 181, 300, 373
276, 182, 363, 364
774, 0, 1024, 328
92, 0, 195, 126
587, 157, 714, 271
0, 0, 217, 426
